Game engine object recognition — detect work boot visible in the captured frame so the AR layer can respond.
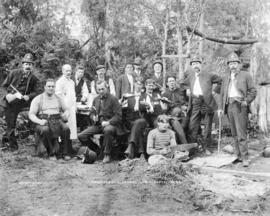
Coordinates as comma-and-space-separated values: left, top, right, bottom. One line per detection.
103, 154, 111, 163
124, 142, 134, 159
64, 155, 71, 161
242, 160, 250, 167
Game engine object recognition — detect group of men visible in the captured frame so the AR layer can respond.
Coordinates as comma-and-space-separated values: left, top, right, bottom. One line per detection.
0, 52, 256, 166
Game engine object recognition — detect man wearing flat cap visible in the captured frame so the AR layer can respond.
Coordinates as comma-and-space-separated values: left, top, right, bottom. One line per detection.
90, 65, 115, 96
1, 53, 40, 151
181, 55, 222, 153
218, 52, 256, 167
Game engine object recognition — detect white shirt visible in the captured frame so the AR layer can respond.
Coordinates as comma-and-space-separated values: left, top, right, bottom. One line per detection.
55, 76, 77, 139
228, 73, 242, 98
193, 73, 203, 96
126, 74, 134, 93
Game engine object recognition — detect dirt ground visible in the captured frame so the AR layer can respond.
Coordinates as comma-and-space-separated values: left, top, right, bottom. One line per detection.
1, 134, 270, 216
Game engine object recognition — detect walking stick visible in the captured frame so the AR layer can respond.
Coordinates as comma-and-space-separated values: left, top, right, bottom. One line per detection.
218, 114, 222, 154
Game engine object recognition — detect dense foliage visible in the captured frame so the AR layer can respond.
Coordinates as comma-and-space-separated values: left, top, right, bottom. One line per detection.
0, 0, 269, 82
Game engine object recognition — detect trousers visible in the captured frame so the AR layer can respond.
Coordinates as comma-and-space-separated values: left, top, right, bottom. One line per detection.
35, 120, 71, 156
227, 102, 248, 160
78, 124, 117, 155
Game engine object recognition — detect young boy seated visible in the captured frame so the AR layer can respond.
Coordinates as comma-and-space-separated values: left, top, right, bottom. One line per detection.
147, 115, 177, 157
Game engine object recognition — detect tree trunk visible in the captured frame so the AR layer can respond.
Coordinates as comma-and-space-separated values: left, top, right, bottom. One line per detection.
162, 5, 169, 89
176, 0, 184, 80
198, 1, 204, 56
186, 26, 258, 44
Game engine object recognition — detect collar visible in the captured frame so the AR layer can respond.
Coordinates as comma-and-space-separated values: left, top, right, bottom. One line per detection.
99, 92, 108, 99
155, 73, 161, 78
22, 70, 31, 78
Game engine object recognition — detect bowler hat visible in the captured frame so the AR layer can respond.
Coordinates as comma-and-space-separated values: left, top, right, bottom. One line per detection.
190, 56, 202, 65
22, 53, 34, 64
227, 52, 241, 64
77, 146, 97, 164
96, 65, 106, 71
152, 59, 163, 68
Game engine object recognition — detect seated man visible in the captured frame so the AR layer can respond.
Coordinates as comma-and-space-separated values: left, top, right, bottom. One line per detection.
147, 114, 177, 157
126, 79, 164, 159
162, 75, 188, 144
78, 80, 123, 163
28, 79, 72, 160
122, 78, 147, 159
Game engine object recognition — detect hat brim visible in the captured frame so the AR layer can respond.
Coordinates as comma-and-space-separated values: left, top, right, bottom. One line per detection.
190, 61, 202, 65
227, 60, 240, 64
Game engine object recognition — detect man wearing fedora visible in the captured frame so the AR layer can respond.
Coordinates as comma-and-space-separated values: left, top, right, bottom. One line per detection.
1, 53, 40, 151
181, 56, 222, 153
218, 52, 256, 167
90, 65, 116, 97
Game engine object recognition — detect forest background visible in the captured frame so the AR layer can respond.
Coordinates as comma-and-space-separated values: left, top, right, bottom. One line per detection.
0, 0, 269, 85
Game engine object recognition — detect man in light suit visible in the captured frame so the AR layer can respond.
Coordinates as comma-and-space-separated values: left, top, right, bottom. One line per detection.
181, 56, 222, 152
218, 53, 256, 167
116, 62, 135, 100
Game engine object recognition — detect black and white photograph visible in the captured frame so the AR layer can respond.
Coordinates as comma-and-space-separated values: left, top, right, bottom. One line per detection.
0, 0, 270, 215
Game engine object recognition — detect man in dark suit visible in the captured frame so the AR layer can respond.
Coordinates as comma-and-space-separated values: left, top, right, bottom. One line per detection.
74, 64, 90, 131
218, 53, 256, 167
162, 75, 188, 144
125, 79, 164, 159
116, 62, 135, 100
151, 59, 164, 94
1, 53, 40, 151
78, 80, 123, 163
181, 56, 222, 152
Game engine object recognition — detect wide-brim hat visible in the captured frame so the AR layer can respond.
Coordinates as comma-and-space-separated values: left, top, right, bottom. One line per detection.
227, 52, 241, 64
22, 53, 34, 64
190, 56, 202, 65
96, 65, 106, 71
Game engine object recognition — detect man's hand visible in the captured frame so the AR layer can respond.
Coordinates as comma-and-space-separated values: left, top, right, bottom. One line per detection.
39, 119, 48, 126
241, 100, 248, 106
5, 94, 16, 103
81, 96, 87, 103
160, 148, 170, 155
217, 109, 223, 117
160, 101, 168, 111
61, 112, 69, 122
23, 95, 29, 101
92, 115, 98, 122
101, 121, 110, 127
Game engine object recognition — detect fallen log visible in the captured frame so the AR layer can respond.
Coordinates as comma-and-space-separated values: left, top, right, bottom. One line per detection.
186, 26, 258, 45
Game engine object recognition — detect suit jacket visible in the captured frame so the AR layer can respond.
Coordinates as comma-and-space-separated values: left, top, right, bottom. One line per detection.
219, 70, 257, 114
182, 69, 222, 113
116, 74, 134, 99
162, 88, 186, 113
92, 92, 125, 135
1, 69, 40, 107
151, 74, 163, 94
